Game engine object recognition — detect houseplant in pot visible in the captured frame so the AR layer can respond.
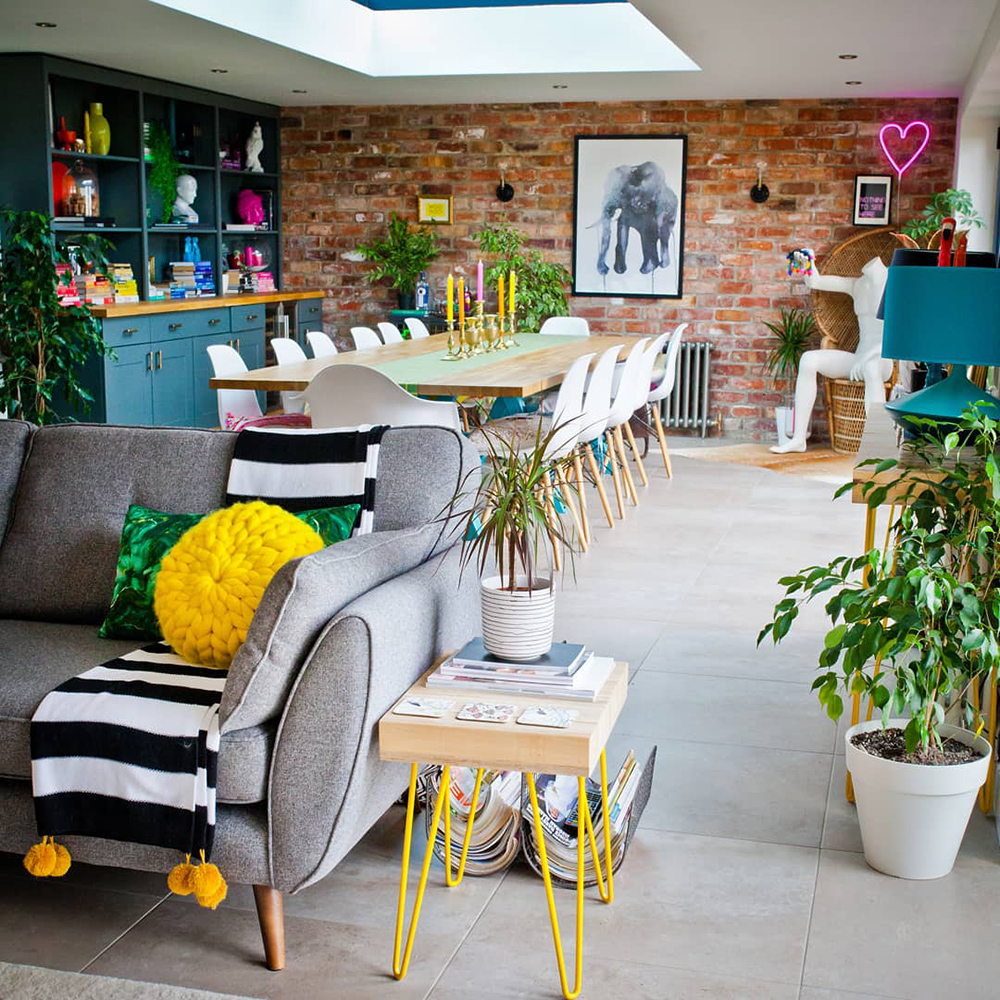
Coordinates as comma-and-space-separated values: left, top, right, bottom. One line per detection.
358, 212, 439, 310
899, 188, 983, 247
451, 419, 578, 661
759, 407, 999, 879
763, 307, 814, 447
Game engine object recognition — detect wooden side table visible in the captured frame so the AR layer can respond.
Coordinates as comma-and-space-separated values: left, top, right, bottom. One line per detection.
378, 659, 629, 1000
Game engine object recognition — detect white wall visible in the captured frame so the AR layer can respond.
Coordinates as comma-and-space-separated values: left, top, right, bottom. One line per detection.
954, 113, 998, 252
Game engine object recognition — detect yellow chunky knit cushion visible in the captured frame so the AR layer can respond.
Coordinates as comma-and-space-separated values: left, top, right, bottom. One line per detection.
154, 501, 324, 670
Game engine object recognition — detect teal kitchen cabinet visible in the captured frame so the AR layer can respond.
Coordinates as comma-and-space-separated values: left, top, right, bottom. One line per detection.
150, 338, 194, 427
103, 343, 153, 425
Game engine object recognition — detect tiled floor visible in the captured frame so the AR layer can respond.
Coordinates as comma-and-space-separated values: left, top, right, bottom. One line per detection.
2, 445, 998, 999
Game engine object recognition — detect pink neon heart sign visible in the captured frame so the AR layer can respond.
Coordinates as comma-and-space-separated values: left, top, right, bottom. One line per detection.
879, 121, 931, 177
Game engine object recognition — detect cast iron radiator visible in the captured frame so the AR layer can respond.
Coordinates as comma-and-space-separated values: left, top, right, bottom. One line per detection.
661, 340, 713, 438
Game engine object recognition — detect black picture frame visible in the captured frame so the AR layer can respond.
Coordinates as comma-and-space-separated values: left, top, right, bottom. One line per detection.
853, 174, 892, 226
572, 134, 687, 299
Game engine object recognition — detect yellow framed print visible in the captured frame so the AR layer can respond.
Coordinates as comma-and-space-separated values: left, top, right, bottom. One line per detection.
418, 196, 453, 225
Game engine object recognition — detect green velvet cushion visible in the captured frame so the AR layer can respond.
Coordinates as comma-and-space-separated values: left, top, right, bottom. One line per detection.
99, 501, 360, 641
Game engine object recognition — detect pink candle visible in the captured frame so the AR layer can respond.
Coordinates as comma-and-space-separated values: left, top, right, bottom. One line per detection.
476, 259, 484, 303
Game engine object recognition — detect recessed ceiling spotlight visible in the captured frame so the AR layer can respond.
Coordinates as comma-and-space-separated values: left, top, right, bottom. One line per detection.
838, 53, 858, 60
34, 21, 57, 27
291, 89, 308, 94
845, 80, 863, 86
552, 84, 568, 90
211, 68, 229, 74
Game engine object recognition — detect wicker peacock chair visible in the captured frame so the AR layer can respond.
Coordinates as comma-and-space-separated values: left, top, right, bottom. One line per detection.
811, 228, 900, 453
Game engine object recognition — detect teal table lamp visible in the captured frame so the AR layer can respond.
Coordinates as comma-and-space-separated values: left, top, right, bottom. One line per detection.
881, 266, 1000, 427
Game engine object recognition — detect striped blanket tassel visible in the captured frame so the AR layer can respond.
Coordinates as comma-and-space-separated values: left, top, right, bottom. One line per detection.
23, 835, 71, 878
168, 850, 228, 909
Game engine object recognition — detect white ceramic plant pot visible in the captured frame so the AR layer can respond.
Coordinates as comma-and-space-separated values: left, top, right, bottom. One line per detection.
846, 719, 991, 880
480, 575, 555, 662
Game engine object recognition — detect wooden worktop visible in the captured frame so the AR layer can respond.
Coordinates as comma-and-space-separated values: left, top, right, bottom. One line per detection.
87, 290, 324, 318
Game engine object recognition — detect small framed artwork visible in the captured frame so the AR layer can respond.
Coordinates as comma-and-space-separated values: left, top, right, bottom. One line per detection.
853, 175, 892, 226
418, 196, 453, 225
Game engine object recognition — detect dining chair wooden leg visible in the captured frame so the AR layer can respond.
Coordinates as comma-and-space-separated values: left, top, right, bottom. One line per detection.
613, 427, 639, 506
572, 450, 591, 546
554, 462, 587, 553
623, 421, 649, 487
540, 470, 562, 571
584, 443, 615, 529
604, 432, 626, 520
651, 405, 672, 478
459, 406, 471, 434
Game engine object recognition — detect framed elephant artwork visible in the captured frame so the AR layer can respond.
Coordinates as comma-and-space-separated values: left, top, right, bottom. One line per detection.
572, 134, 687, 299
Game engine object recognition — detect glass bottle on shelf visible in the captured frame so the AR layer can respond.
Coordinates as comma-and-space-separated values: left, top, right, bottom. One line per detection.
67, 160, 99, 216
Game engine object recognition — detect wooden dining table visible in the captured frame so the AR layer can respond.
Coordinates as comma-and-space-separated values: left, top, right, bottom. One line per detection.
209, 333, 626, 398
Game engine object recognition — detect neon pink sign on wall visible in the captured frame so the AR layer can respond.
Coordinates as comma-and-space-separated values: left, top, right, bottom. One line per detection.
878, 121, 931, 177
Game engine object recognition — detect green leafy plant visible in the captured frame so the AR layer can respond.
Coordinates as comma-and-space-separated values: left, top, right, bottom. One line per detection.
0, 208, 111, 423
450, 419, 578, 591
476, 220, 571, 333
358, 213, 439, 293
763, 307, 815, 396
759, 407, 1000, 757
146, 122, 181, 225
901, 188, 984, 241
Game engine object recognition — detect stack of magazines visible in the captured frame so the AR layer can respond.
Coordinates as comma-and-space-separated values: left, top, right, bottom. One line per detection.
426, 639, 615, 701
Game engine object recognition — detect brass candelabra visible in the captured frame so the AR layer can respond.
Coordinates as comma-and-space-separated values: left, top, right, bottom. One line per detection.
442, 303, 519, 360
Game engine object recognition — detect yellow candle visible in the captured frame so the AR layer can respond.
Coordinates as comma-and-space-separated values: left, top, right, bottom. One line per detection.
509, 270, 516, 314
498, 274, 505, 318
458, 277, 465, 324
447, 273, 454, 325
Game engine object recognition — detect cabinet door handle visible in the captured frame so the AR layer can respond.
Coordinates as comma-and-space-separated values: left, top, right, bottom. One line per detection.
235, 338, 241, 353
169, 322, 182, 331
308, 306, 319, 313
146, 351, 152, 371
245, 313, 258, 321
208, 318, 221, 326
123, 326, 139, 335
156, 350, 163, 370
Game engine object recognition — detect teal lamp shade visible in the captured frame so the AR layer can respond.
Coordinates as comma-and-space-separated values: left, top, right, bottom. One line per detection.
881, 266, 1000, 426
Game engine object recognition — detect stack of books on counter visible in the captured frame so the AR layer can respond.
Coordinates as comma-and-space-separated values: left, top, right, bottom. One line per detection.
427, 639, 614, 701
110, 263, 139, 303
168, 262, 215, 298
55, 264, 80, 306
74, 272, 113, 305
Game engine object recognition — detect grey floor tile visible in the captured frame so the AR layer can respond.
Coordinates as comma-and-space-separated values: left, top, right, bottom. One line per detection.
551, 613, 665, 678
803, 845, 1000, 999
821, 756, 863, 854
0, 850, 170, 896
0, 875, 167, 972
800, 990, 907, 1000
614, 670, 838, 754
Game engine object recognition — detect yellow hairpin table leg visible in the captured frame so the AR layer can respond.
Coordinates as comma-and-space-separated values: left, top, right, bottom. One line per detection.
444, 767, 483, 887
392, 763, 450, 981
581, 749, 614, 904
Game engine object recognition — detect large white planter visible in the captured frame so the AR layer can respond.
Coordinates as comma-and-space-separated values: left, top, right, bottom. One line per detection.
846, 719, 991, 879
774, 406, 795, 447
480, 575, 555, 662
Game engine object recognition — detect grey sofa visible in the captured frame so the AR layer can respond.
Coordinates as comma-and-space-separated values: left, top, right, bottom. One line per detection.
0, 419, 480, 969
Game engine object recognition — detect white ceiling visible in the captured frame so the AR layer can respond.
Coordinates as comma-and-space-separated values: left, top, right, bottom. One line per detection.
3, 0, 998, 106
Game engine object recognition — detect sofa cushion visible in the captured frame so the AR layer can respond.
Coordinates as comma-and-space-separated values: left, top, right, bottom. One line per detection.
0, 620, 271, 803
0, 424, 237, 624
0, 419, 32, 543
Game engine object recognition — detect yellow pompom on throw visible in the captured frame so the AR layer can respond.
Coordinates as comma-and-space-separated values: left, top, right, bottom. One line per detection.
167, 855, 197, 896
154, 501, 323, 670
50, 842, 71, 877
23, 836, 71, 878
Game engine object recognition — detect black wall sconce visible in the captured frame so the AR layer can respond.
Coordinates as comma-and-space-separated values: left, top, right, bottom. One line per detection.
750, 161, 769, 204
496, 170, 514, 203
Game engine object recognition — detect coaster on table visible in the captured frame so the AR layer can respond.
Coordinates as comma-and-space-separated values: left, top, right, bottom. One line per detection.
517, 706, 579, 729
393, 696, 454, 718
456, 702, 517, 724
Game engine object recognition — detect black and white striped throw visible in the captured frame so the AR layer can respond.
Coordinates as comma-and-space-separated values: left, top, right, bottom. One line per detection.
225, 424, 388, 535
30, 644, 225, 857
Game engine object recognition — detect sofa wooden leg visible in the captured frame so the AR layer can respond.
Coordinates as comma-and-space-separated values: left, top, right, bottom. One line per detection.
253, 884, 286, 971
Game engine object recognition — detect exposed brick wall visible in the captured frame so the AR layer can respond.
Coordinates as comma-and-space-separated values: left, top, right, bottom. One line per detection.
280, 98, 957, 439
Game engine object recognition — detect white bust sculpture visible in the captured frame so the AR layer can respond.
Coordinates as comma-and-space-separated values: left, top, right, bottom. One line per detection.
171, 173, 199, 224
245, 122, 264, 173
770, 250, 891, 454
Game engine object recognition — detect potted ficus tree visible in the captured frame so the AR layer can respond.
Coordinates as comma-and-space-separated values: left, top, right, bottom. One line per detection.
760, 407, 998, 879
451, 419, 578, 661
358, 213, 439, 310
763, 307, 814, 447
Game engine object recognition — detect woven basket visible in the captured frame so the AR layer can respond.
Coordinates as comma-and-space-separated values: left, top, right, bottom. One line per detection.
827, 379, 868, 453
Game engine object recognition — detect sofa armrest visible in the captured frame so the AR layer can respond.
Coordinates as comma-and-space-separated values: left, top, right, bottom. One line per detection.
264, 545, 478, 893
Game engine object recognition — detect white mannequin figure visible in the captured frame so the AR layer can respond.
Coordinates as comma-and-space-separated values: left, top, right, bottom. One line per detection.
171, 173, 199, 224
770, 250, 892, 454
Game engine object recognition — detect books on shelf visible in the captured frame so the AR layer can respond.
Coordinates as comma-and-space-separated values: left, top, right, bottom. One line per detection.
167, 261, 215, 298
74, 272, 113, 305
55, 264, 80, 306
109, 263, 139, 303
53, 215, 116, 228
224, 223, 258, 232
450, 638, 588, 675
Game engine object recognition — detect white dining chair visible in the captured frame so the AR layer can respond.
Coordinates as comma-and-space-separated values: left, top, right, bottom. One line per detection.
306, 330, 338, 358
206, 344, 262, 429
624, 330, 673, 488
303, 364, 461, 432
270, 337, 308, 414
404, 317, 431, 339
647, 323, 687, 477
539, 316, 590, 337
577, 343, 625, 526
604, 338, 651, 509
377, 321, 404, 344
351, 326, 383, 350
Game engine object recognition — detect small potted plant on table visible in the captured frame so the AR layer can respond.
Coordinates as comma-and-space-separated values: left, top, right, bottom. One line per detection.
763, 307, 815, 448
760, 408, 998, 879
358, 213, 439, 310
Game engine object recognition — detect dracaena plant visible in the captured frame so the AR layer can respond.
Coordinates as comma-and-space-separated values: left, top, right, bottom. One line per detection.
0, 208, 111, 423
358, 213, 439, 293
450, 418, 577, 592
763, 307, 815, 398
759, 406, 1000, 756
